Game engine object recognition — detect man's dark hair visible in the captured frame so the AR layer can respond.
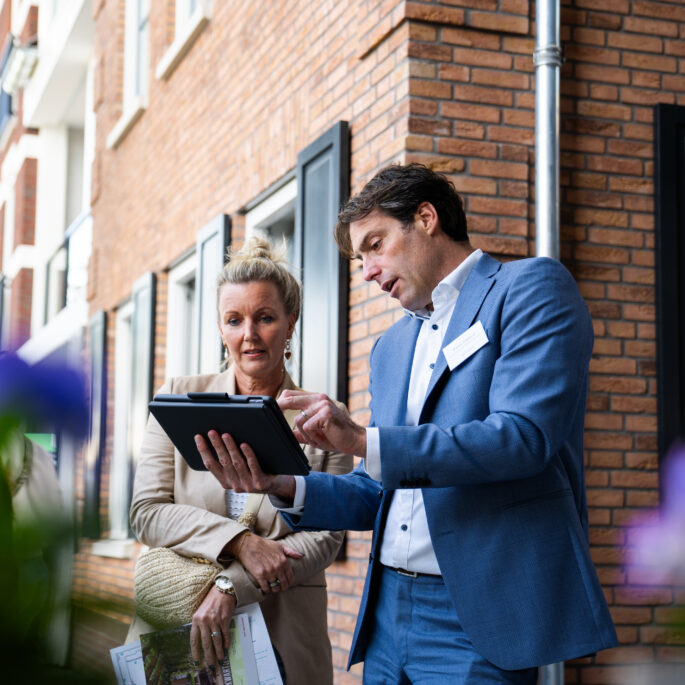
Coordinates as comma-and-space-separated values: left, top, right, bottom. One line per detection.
335, 163, 468, 257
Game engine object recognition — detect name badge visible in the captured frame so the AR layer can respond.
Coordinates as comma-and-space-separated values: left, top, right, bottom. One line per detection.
442, 320, 489, 371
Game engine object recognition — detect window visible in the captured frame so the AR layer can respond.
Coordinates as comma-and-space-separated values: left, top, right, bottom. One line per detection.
655, 104, 685, 462
83, 310, 106, 539
244, 122, 350, 401
132, 0, 150, 100
110, 299, 134, 540
44, 245, 66, 323
245, 177, 299, 380
109, 272, 155, 541
156, 0, 212, 81
195, 214, 230, 375
296, 122, 350, 401
166, 253, 197, 379
107, 0, 150, 148
0, 37, 15, 135
177, 0, 199, 26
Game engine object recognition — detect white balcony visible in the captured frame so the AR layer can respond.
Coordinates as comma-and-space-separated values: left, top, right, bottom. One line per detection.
22, 0, 93, 128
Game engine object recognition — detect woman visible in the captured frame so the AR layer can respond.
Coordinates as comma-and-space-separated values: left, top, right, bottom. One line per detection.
129, 237, 352, 683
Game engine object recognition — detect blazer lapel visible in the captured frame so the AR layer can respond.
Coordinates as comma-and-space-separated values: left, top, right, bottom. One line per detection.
375, 317, 422, 426
422, 253, 501, 406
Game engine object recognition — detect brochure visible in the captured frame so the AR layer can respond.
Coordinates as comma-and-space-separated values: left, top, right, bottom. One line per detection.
110, 603, 282, 685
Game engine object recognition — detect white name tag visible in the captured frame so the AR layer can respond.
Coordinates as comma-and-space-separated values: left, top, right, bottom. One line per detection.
442, 320, 489, 371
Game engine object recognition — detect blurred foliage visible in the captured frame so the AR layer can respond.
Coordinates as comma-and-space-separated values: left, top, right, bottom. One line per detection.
0, 352, 102, 683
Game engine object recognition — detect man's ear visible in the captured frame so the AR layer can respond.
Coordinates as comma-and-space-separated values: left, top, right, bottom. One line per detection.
415, 202, 439, 235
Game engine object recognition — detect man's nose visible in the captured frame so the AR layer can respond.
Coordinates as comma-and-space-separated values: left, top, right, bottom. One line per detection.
362, 257, 380, 282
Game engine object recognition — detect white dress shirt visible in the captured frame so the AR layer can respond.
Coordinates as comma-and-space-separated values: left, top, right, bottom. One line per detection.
273, 250, 483, 576
366, 248, 482, 574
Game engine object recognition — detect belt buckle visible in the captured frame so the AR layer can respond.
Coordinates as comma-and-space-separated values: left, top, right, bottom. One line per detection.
396, 568, 419, 578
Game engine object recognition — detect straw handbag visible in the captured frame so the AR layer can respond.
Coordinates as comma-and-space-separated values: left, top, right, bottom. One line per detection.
133, 496, 260, 629
133, 547, 221, 629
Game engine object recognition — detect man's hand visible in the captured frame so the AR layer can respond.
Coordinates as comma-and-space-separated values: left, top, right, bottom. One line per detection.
278, 390, 367, 457
194, 432, 297, 501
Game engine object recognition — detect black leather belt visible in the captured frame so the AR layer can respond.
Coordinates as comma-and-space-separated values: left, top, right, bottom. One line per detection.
384, 565, 442, 579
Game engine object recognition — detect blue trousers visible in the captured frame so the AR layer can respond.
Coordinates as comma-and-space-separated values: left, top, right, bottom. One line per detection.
363, 566, 538, 685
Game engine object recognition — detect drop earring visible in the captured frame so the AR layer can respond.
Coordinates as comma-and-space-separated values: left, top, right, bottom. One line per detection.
284, 338, 292, 361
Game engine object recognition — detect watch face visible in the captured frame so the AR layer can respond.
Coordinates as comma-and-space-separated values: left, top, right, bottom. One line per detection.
216, 576, 233, 591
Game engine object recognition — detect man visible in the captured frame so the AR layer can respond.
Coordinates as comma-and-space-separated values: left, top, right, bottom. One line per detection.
198, 163, 618, 683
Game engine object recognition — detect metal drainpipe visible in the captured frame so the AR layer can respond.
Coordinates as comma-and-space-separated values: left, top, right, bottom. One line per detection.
534, 0, 562, 261
533, 0, 564, 683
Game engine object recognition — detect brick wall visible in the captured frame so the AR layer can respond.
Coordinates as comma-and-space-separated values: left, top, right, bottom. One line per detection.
9, 266, 32, 346
13, 157, 37, 248
81, 1, 685, 682
0, 1, 40, 349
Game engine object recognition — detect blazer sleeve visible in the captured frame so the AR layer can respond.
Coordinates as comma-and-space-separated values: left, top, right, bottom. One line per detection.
378, 258, 594, 488
129, 381, 249, 563
281, 460, 383, 533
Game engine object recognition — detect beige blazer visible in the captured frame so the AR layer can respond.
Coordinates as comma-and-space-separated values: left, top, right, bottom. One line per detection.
128, 367, 352, 684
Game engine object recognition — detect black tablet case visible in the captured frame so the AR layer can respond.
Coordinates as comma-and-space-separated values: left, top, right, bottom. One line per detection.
148, 393, 311, 475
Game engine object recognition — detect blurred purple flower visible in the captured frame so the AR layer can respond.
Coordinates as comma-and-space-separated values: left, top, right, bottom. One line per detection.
627, 444, 685, 585
0, 352, 88, 439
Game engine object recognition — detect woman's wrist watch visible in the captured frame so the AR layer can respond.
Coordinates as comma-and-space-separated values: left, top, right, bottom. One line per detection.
214, 575, 237, 599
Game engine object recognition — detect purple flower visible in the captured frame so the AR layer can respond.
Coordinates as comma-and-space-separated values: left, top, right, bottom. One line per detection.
627, 444, 685, 585
0, 352, 88, 439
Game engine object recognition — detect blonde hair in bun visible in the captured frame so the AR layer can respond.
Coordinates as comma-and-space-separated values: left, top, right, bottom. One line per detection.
217, 236, 301, 321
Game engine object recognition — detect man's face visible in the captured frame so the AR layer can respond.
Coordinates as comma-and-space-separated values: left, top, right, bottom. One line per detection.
349, 209, 438, 312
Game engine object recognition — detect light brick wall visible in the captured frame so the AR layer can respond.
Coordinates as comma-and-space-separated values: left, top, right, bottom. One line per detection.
77, 0, 685, 682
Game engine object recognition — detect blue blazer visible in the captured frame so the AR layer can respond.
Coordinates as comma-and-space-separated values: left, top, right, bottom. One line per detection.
284, 254, 618, 670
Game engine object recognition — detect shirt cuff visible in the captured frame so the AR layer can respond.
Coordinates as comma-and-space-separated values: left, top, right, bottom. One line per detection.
364, 427, 382, 482
268, 475, 306, 514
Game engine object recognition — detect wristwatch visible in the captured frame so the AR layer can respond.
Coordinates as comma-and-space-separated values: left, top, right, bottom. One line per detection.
214, 575, 237, 598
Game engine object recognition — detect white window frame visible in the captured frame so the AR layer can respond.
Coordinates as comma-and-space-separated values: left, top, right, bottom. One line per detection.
166, 252, 198, 379
110, 299, 134, 541
245, 178, 300, 383
106, 0, 150, 149
156, 0, 212, 81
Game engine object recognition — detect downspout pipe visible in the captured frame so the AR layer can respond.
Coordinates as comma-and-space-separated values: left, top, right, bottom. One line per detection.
534, 0, 562, 260
533, 0, 564, 683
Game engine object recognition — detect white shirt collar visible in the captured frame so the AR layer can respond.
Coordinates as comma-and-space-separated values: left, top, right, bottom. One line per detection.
404, 249, 483, 320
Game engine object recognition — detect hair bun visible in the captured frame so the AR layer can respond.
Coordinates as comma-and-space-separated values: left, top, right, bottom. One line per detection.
230, 235, 288, 265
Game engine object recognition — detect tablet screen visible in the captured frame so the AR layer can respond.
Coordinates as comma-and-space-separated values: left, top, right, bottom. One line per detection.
148, 393, 310, 475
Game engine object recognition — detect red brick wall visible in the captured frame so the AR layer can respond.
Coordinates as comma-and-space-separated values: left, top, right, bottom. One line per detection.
13, 157, 37, 248
9, 267, 32, 347
80, 1, 685, 682
19, 5, 37, 45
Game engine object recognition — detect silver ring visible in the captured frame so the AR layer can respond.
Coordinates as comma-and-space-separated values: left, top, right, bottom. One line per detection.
300, 411, 309, 421
269, 579, 281, 588
210, 631, 222, 638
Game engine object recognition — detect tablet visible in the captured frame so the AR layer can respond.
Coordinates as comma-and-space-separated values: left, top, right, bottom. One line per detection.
148, 392, 311, 475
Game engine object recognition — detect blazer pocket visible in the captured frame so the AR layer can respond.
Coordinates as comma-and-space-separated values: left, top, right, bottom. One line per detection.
498, 488, 572, 510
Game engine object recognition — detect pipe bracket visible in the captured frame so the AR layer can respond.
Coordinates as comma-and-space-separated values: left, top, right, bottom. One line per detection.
533, 45, 563, 67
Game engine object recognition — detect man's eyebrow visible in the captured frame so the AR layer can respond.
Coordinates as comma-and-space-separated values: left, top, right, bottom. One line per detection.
351, 233, 372, 260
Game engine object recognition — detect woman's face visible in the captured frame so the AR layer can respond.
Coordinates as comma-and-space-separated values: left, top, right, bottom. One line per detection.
218, 280, 296, 390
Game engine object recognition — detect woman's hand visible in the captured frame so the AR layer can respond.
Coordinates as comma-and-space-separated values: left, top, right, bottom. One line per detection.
194, 432, 296, 501
225, 531, 303, 595
190, 585, 236, 675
